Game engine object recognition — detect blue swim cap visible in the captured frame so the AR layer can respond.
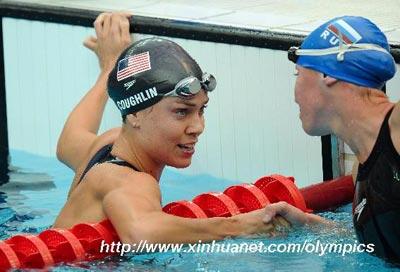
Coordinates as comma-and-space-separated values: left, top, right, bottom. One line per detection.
296, 16, 396, 89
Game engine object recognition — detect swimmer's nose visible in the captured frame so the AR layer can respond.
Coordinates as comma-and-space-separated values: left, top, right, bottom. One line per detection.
186, 114, 205, 136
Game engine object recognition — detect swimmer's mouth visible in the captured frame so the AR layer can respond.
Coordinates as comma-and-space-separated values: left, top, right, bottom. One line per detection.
177, 143, 195, 152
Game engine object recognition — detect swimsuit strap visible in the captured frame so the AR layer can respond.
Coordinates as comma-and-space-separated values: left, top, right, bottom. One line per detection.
78, 144, 139, 184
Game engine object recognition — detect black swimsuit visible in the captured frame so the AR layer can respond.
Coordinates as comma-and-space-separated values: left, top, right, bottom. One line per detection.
353, 107, 400, 263
78, 144, 139, 183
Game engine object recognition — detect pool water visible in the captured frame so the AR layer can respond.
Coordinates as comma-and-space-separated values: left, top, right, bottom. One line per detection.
0, 150, 398, 271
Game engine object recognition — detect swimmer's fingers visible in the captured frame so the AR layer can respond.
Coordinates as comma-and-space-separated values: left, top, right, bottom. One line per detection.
91, 12, 132, 71
112, 11, 132, 19
102, 13, 112, 35
119, 16, 131, 43
94, 12, 111, 38
263, 201, 308, 227
83, 36, 97, 52
118, 11, 133, 18
110, 13, 121, 38
93, 13, 107, 36
109, 13, 131, 44
272, 215, 291, 230
262, 222, 276, 234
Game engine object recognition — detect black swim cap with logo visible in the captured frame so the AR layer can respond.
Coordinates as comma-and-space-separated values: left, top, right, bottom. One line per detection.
108, 37, 204, 117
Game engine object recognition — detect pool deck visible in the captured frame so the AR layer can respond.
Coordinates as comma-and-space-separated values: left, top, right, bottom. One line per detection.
4, 0, 400, 45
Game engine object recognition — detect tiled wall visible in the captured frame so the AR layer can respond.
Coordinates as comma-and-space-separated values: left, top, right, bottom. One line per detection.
4, 17, 323, 187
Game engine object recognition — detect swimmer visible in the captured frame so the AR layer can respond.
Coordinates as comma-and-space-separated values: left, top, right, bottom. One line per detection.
54, 12, 288, 245
264, 16, 400, 263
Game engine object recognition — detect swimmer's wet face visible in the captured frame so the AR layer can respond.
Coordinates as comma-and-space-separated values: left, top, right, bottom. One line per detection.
294, 66, 332, 136
290, 15, 396, 136
129, 90, 209, 168
108, 38, 216, 167
288, 16, 395, 89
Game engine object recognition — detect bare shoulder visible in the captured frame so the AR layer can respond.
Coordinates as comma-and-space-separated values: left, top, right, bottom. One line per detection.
68, 127, 121, 194
88, 127, 122, 158
87, 163, 161, 200
390, 101, 400, 125
389, 101, 400, 153
76, 128, 121, 173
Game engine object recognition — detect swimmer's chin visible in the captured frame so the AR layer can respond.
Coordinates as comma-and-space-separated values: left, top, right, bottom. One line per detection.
302, 124, 330, 137
169, 160, 192, 169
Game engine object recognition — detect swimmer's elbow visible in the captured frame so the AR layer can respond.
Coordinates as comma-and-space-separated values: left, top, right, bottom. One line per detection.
56, 139, 69, 166
56, 138, 76, 170
119, 222, 158, 245
56, 139, 66, 163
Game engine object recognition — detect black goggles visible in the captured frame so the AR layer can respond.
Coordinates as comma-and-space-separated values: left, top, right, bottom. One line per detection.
161, 73, 217, 99
288, 46, 300, 63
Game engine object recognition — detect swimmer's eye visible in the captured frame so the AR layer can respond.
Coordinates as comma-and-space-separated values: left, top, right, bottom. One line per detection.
199, 105, 208, 115
293, 68, 299, 76
175, 108, 188, 117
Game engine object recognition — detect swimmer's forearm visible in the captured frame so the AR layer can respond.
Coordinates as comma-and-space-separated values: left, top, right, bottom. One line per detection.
61, 72, 109, 135
57, 72, 110, 169
121, 212, 246, 245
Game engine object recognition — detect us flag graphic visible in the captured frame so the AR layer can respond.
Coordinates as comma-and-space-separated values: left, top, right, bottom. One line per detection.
117, 51, 151, 81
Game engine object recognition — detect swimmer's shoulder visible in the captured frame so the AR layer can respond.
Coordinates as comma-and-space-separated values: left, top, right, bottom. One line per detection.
69, 127, 121, 193
389, 101, 400, 154
85, 162, 161, 202
390, 101, 400, 124
89, 127, 122, 157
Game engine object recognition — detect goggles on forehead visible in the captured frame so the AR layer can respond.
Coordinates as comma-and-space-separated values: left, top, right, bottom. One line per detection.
288, 42, 390, 64
161, 73, 217, 99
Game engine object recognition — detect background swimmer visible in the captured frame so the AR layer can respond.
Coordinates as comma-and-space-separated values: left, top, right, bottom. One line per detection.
264, 16, 400, 263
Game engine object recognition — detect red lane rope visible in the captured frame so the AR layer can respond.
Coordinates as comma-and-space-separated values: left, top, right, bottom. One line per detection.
0, 174, 353, 269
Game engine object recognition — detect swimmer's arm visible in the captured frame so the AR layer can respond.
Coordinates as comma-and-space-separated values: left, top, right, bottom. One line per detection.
57, 73, 111, 170
57, 13, 131, 171
262, 201, 333, 228
102, 175, 274, 245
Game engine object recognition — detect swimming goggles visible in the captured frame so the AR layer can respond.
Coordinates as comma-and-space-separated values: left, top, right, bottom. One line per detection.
161, 73, 217, 99
288, 43, 390, 63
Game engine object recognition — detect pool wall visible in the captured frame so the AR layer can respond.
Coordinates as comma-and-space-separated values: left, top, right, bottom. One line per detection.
1, 2, 400, 187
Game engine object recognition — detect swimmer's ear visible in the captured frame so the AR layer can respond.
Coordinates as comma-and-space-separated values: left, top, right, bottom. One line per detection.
125, 113, 140, 128
323, 75, 338, 87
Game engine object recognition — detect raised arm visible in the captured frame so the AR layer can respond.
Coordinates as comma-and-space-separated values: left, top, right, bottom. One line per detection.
102, 171, 279, 245
56, 12, 131, 171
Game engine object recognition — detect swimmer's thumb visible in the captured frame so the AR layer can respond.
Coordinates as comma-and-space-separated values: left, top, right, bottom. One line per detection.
83, 36, 97, 51
262, 208, 276, 224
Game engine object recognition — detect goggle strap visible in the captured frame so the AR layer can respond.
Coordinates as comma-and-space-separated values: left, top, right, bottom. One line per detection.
295, 43, 390, 62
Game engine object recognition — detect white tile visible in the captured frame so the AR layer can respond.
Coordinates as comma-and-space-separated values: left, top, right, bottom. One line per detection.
134, 2, 227, 20
56, 0, 162, 11
386, 29, 400, 45
205, 11, 303, 30
9, 0, 400, 41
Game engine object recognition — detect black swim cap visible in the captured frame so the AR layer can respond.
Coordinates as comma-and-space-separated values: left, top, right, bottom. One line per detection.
108, 37, 204, 117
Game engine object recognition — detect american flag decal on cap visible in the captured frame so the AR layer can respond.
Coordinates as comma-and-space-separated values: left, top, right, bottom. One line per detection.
117, 51, 151, 82
327, 19, 362, 44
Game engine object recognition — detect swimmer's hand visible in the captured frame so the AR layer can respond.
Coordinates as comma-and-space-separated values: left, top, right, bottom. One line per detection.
84, 12, 132, 72
234, 208, 291, 237
262, 201, 333, 228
